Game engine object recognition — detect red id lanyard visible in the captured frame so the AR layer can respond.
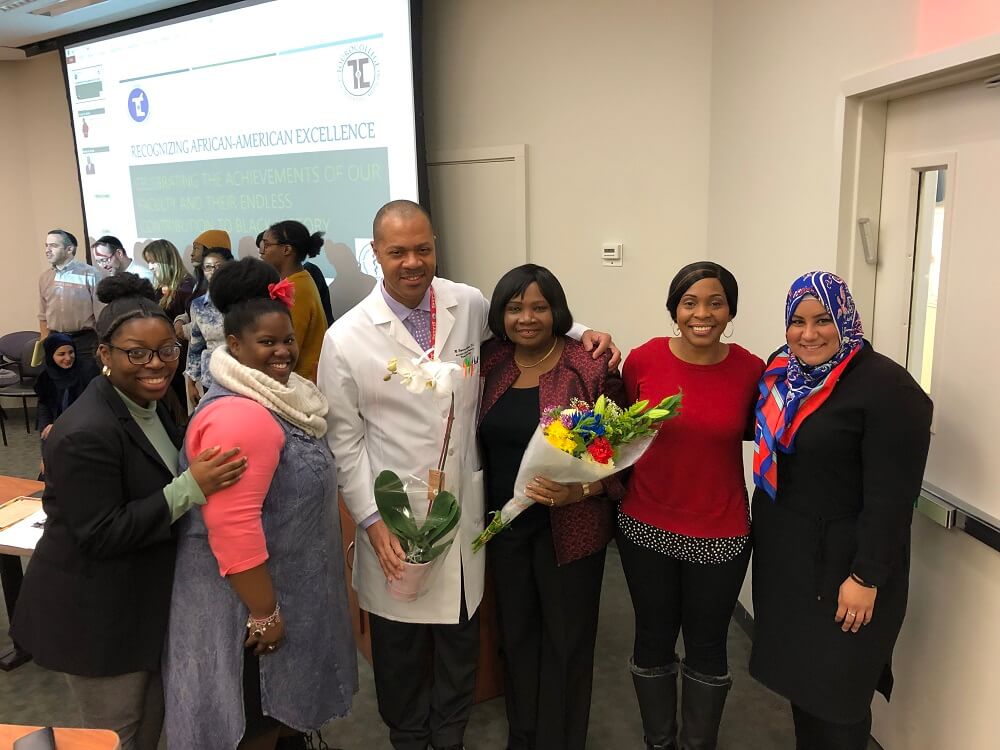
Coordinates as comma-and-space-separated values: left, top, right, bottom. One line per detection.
427, 287, 437, 360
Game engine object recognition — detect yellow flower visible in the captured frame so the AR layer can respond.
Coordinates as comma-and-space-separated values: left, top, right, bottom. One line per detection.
545, 423, 577, 454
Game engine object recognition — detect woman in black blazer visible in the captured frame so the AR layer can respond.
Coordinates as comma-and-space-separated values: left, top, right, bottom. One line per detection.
12, 273, 245, 750
749, 271, 932, 750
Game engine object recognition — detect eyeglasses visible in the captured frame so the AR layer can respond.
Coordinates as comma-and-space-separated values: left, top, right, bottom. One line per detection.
259, 239, 287, 251
202, 263, 222, 273
108, 344, 182, 365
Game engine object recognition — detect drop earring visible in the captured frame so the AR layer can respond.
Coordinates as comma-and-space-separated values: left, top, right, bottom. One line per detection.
102, 365, 111, 377
723, 321, 735, 339
671, 322, 681, 336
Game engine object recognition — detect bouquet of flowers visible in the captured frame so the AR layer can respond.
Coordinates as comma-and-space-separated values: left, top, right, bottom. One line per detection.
472, 392, 681, 551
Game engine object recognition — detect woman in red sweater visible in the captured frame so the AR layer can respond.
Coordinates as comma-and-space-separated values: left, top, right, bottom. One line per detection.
618, 262, 764, 750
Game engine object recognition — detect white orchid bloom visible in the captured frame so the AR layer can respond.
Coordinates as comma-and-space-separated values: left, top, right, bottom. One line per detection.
393, 358, 429, 394
384, 351, 461, 399
422, 359, 461, 398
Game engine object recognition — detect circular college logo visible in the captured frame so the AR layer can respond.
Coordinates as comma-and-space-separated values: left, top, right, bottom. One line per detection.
339, 46, 379, 97
127, 88, 149, 122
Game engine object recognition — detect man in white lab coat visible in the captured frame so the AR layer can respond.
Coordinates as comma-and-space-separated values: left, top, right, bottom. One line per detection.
319, 200, 615, 750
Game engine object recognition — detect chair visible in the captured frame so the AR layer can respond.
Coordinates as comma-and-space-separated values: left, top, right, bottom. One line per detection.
0, 338, 41, 434
0, 331, 39, 376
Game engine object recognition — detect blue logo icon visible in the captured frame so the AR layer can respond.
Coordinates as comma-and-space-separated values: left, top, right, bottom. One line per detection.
128, 88, 149, 122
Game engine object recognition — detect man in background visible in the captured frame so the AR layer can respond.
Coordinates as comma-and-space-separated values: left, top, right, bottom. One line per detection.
93, 235, 156, 284
38, 229, 102, 365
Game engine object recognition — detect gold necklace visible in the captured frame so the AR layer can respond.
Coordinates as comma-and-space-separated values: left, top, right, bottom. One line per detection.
514, 338, 559, 369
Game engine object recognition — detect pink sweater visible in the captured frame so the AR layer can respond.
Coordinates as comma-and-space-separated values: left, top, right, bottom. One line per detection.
185, 397, 285, 575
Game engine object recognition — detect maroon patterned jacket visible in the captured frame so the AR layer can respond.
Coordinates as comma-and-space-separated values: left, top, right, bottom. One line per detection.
478, 337, 627, 565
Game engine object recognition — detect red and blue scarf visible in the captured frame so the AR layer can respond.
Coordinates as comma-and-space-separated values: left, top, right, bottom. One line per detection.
753, 271, 864, 500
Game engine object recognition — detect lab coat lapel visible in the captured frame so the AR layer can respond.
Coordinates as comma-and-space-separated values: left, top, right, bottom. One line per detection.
432, 279, 456, 362
361, 284, 426, 359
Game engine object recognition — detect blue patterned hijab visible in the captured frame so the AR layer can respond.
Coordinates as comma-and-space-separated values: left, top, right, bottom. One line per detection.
783, 271, 864, 398
753, 271, 864, 498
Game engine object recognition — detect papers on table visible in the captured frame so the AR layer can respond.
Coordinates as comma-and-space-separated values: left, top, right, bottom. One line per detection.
0, 508, 46, 553
0, 497, 42, 530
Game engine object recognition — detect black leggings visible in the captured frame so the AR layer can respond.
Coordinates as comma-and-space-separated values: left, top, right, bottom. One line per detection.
791, 704, 872, 750
617, 532, 750, 676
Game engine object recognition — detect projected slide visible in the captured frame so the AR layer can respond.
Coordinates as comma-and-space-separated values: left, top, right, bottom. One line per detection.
64, 0, 418, 281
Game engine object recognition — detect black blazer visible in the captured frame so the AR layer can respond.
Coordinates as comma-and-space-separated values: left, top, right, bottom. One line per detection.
12, 375, 180, 676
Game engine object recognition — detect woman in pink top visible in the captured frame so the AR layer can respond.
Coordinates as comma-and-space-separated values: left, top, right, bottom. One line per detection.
164, 258, 355, 750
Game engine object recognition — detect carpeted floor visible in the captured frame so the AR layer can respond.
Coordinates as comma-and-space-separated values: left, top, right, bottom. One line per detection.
0, 401, 878, 748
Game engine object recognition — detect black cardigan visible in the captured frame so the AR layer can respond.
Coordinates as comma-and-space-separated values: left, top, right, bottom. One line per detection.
12, 375, 180, 676
749, 343, 933, 722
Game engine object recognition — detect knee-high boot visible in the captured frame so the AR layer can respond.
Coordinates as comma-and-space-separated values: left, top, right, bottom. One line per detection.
629, 657, 679, 750
679, 663, 731, 750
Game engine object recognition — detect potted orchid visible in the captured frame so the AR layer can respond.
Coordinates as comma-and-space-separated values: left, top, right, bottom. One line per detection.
377, 350, 463, 601
374, 470, 460, 601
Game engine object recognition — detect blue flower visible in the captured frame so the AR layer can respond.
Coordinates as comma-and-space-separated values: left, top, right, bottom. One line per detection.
572, 411, 606, 438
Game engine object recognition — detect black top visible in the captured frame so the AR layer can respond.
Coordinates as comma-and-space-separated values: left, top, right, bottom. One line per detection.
33, 359, 98, 432
479, 385, 547, 536
304, 261, 335, 327
12, 375, 179, 677
749, 343, 932, 723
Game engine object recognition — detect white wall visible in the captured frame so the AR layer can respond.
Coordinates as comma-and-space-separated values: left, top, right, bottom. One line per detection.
706, 2, 1000, 748
0, 52, 86, 335
423, 0, 715, 357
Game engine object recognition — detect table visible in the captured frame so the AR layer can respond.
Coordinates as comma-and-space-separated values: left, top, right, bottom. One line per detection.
0, 724, 120, 748
0, 475, 43, 671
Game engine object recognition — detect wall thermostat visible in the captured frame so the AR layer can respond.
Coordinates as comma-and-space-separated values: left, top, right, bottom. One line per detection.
602, 243, 623, 267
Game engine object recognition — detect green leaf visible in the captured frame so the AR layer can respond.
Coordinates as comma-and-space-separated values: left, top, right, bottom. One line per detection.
373, 470, 420, 540
423, 491, 461, 546
420, 538, 454, 562
593, 394, 607, 415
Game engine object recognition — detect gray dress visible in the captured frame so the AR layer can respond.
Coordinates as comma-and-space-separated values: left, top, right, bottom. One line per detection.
163, 385, 357, 749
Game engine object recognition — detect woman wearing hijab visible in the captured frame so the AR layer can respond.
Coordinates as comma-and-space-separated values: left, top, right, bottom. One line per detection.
750, 271, 933, 749
34, 332, 99, 440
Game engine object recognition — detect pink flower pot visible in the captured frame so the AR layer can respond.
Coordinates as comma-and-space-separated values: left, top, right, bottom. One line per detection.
386, 560, 433, 602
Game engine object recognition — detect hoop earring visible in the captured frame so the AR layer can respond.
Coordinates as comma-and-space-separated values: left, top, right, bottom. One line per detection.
723, 321, 735, 339
671, 322, 681, 336
102, 365, 111, 377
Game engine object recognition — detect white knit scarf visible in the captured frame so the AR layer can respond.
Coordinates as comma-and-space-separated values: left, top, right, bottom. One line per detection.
209, 346, 328, 438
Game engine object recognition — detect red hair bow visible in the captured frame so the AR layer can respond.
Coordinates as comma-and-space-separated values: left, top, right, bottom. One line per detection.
268, 278, 296, 310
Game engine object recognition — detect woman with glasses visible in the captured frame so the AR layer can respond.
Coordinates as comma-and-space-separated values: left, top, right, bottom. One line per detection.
257, 221, 328, 381
184, 246, 235, 407
143, 239, 197, 418
12, 273, 248, 750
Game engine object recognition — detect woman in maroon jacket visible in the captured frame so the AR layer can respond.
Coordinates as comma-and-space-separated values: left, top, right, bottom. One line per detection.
618, 262, 764, 750
478, 264, 625, 750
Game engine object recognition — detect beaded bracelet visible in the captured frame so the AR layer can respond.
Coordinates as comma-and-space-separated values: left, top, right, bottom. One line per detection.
247, 604, 281, 638
850, 573, 877, 589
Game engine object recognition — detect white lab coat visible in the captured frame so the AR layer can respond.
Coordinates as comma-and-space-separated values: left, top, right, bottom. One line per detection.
318, 277, 489, 624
